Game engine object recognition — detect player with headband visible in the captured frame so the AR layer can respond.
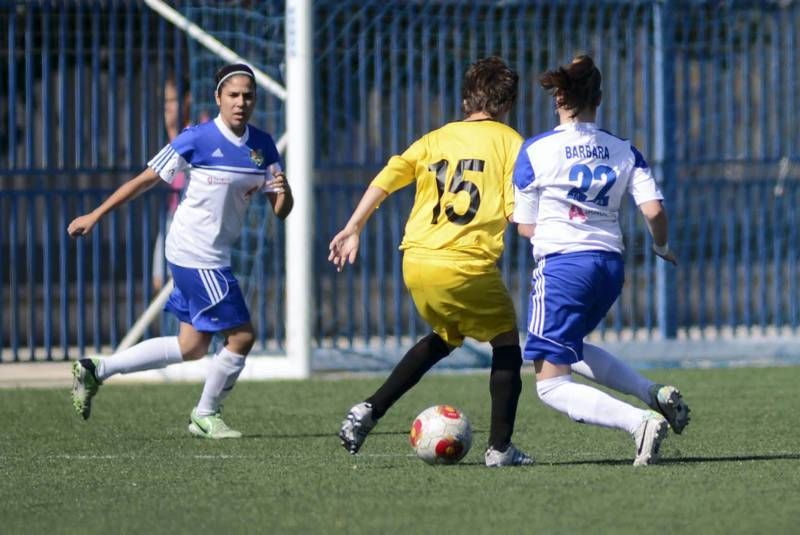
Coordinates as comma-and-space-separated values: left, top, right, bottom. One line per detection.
68, 63, 293, 439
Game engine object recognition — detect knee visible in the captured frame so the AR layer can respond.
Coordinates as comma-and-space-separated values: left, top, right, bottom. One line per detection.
535, 379, 549, 401
180, 340, 210, 361
490, 330, 519, 348
227, 330, 255, 355
491, 345, 522, 372
177, 324, 212, 360
421, 332, 453, 360
536, 374, 572, 401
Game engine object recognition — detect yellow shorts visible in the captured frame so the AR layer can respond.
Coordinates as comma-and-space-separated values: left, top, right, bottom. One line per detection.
402, 252, 517, 347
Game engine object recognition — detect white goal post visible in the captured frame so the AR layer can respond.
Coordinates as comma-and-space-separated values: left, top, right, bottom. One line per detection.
284, 0, 314, 379
121, 0, 313, 380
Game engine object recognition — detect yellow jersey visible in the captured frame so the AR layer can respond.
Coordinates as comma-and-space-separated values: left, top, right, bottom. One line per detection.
371, 120, 523, 265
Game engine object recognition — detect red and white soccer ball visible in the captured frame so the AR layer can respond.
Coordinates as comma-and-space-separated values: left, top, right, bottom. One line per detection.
409, 405, 472, 465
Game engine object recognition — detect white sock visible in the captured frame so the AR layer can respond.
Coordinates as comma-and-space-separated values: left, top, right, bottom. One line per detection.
96, 337, 182, 381
536, 375, 645, 434
196, 348, 247, 416
571, 343, 654, 404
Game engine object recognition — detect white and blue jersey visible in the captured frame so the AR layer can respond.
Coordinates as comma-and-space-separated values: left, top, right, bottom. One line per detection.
513, 122, 662, 260
148, 116, 282, 269
513, 123, 662, 364
147, 116, 281, 332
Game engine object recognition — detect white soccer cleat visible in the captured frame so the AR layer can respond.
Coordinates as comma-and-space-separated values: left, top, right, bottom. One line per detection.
339, 402, 377, 455
648, 384, 691, 434
632, 410, 669, 466
485, 442, 535, 467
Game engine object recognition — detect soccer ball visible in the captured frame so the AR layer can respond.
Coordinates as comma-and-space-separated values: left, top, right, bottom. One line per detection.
409, 405, 472, 465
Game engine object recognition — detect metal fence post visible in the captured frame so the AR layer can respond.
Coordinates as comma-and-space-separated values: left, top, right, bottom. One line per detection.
654, 0, 677, 338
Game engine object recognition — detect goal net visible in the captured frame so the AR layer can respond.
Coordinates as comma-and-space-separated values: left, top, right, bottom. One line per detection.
181, 1, 288, 353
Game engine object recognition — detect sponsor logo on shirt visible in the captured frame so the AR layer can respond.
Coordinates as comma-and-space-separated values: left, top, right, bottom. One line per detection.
569, 205, 587, 222
568, 204, 615, 221
212, 148, 224, 158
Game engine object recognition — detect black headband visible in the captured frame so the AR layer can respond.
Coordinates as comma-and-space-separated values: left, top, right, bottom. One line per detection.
215, 64, 255, 93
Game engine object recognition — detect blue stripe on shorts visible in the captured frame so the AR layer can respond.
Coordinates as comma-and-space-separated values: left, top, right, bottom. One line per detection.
164, 262, 250, 333
523, 251, 624, 365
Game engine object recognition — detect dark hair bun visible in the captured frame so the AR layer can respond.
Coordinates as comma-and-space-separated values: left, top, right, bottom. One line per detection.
539, 55, 602, 117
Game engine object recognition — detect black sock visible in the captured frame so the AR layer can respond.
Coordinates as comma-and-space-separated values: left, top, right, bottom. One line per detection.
366, 333, 452, 419
488, 345, 523, 451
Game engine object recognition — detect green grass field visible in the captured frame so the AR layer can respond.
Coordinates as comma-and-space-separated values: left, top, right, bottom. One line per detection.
2, 366, 799, 534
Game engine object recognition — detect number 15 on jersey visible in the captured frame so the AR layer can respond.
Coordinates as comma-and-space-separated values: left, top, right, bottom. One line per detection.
428, 159, 485, 225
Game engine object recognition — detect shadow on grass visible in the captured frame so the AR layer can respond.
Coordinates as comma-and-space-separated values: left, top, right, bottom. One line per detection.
235, 428, 487, 440
547, 452, 800, 466
661, 453, 800, 464
446, 453, 800, 468
367, 429, 487, 436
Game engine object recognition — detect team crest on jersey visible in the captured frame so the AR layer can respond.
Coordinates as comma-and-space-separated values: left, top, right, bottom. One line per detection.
249, 149, 265, 167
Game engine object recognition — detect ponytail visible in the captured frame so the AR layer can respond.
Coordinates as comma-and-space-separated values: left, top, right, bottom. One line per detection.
539, 55, 602, 118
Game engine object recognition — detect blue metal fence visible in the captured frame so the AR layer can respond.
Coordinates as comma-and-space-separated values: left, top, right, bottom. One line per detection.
1, 0, 799, 362
313, 0, 800, 352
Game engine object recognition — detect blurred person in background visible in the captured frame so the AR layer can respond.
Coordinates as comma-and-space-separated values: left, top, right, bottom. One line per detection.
152, 75, 193, 291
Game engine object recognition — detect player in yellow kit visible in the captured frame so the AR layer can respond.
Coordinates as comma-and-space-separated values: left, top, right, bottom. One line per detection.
330, 57, 533, 467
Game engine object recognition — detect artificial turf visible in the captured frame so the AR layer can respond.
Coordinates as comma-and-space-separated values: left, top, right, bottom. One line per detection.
1, 366, 798, 533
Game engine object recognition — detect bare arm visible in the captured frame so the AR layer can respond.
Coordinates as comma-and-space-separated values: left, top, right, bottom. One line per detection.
67, 167, 163, 238
328, 185, 389, 272
639, 199, 677, 264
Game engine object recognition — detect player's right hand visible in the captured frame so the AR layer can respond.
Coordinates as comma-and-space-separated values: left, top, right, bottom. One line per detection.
67, 213, 98, 238
328, 229, 360, 272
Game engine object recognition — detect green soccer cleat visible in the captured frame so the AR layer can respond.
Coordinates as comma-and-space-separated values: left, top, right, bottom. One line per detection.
648, 384, 691, 434
188, 407, 242, 439
71, 358, 102, 420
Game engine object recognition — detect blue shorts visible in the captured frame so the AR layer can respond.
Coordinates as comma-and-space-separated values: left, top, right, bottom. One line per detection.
164, 263, 251, 333
523, 251, 624, 365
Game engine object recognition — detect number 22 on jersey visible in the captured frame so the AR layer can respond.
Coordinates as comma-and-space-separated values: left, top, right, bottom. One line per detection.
428, 159, 485, 225
567, 163, 617, 207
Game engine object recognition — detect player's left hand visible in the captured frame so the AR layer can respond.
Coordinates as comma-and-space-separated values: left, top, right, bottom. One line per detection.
328, 229, 360, 272
653, 244, 678, 265
265, 171, 289, 194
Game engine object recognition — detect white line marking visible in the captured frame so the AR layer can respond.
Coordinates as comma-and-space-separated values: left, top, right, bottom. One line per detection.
44, 454, 248, 460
